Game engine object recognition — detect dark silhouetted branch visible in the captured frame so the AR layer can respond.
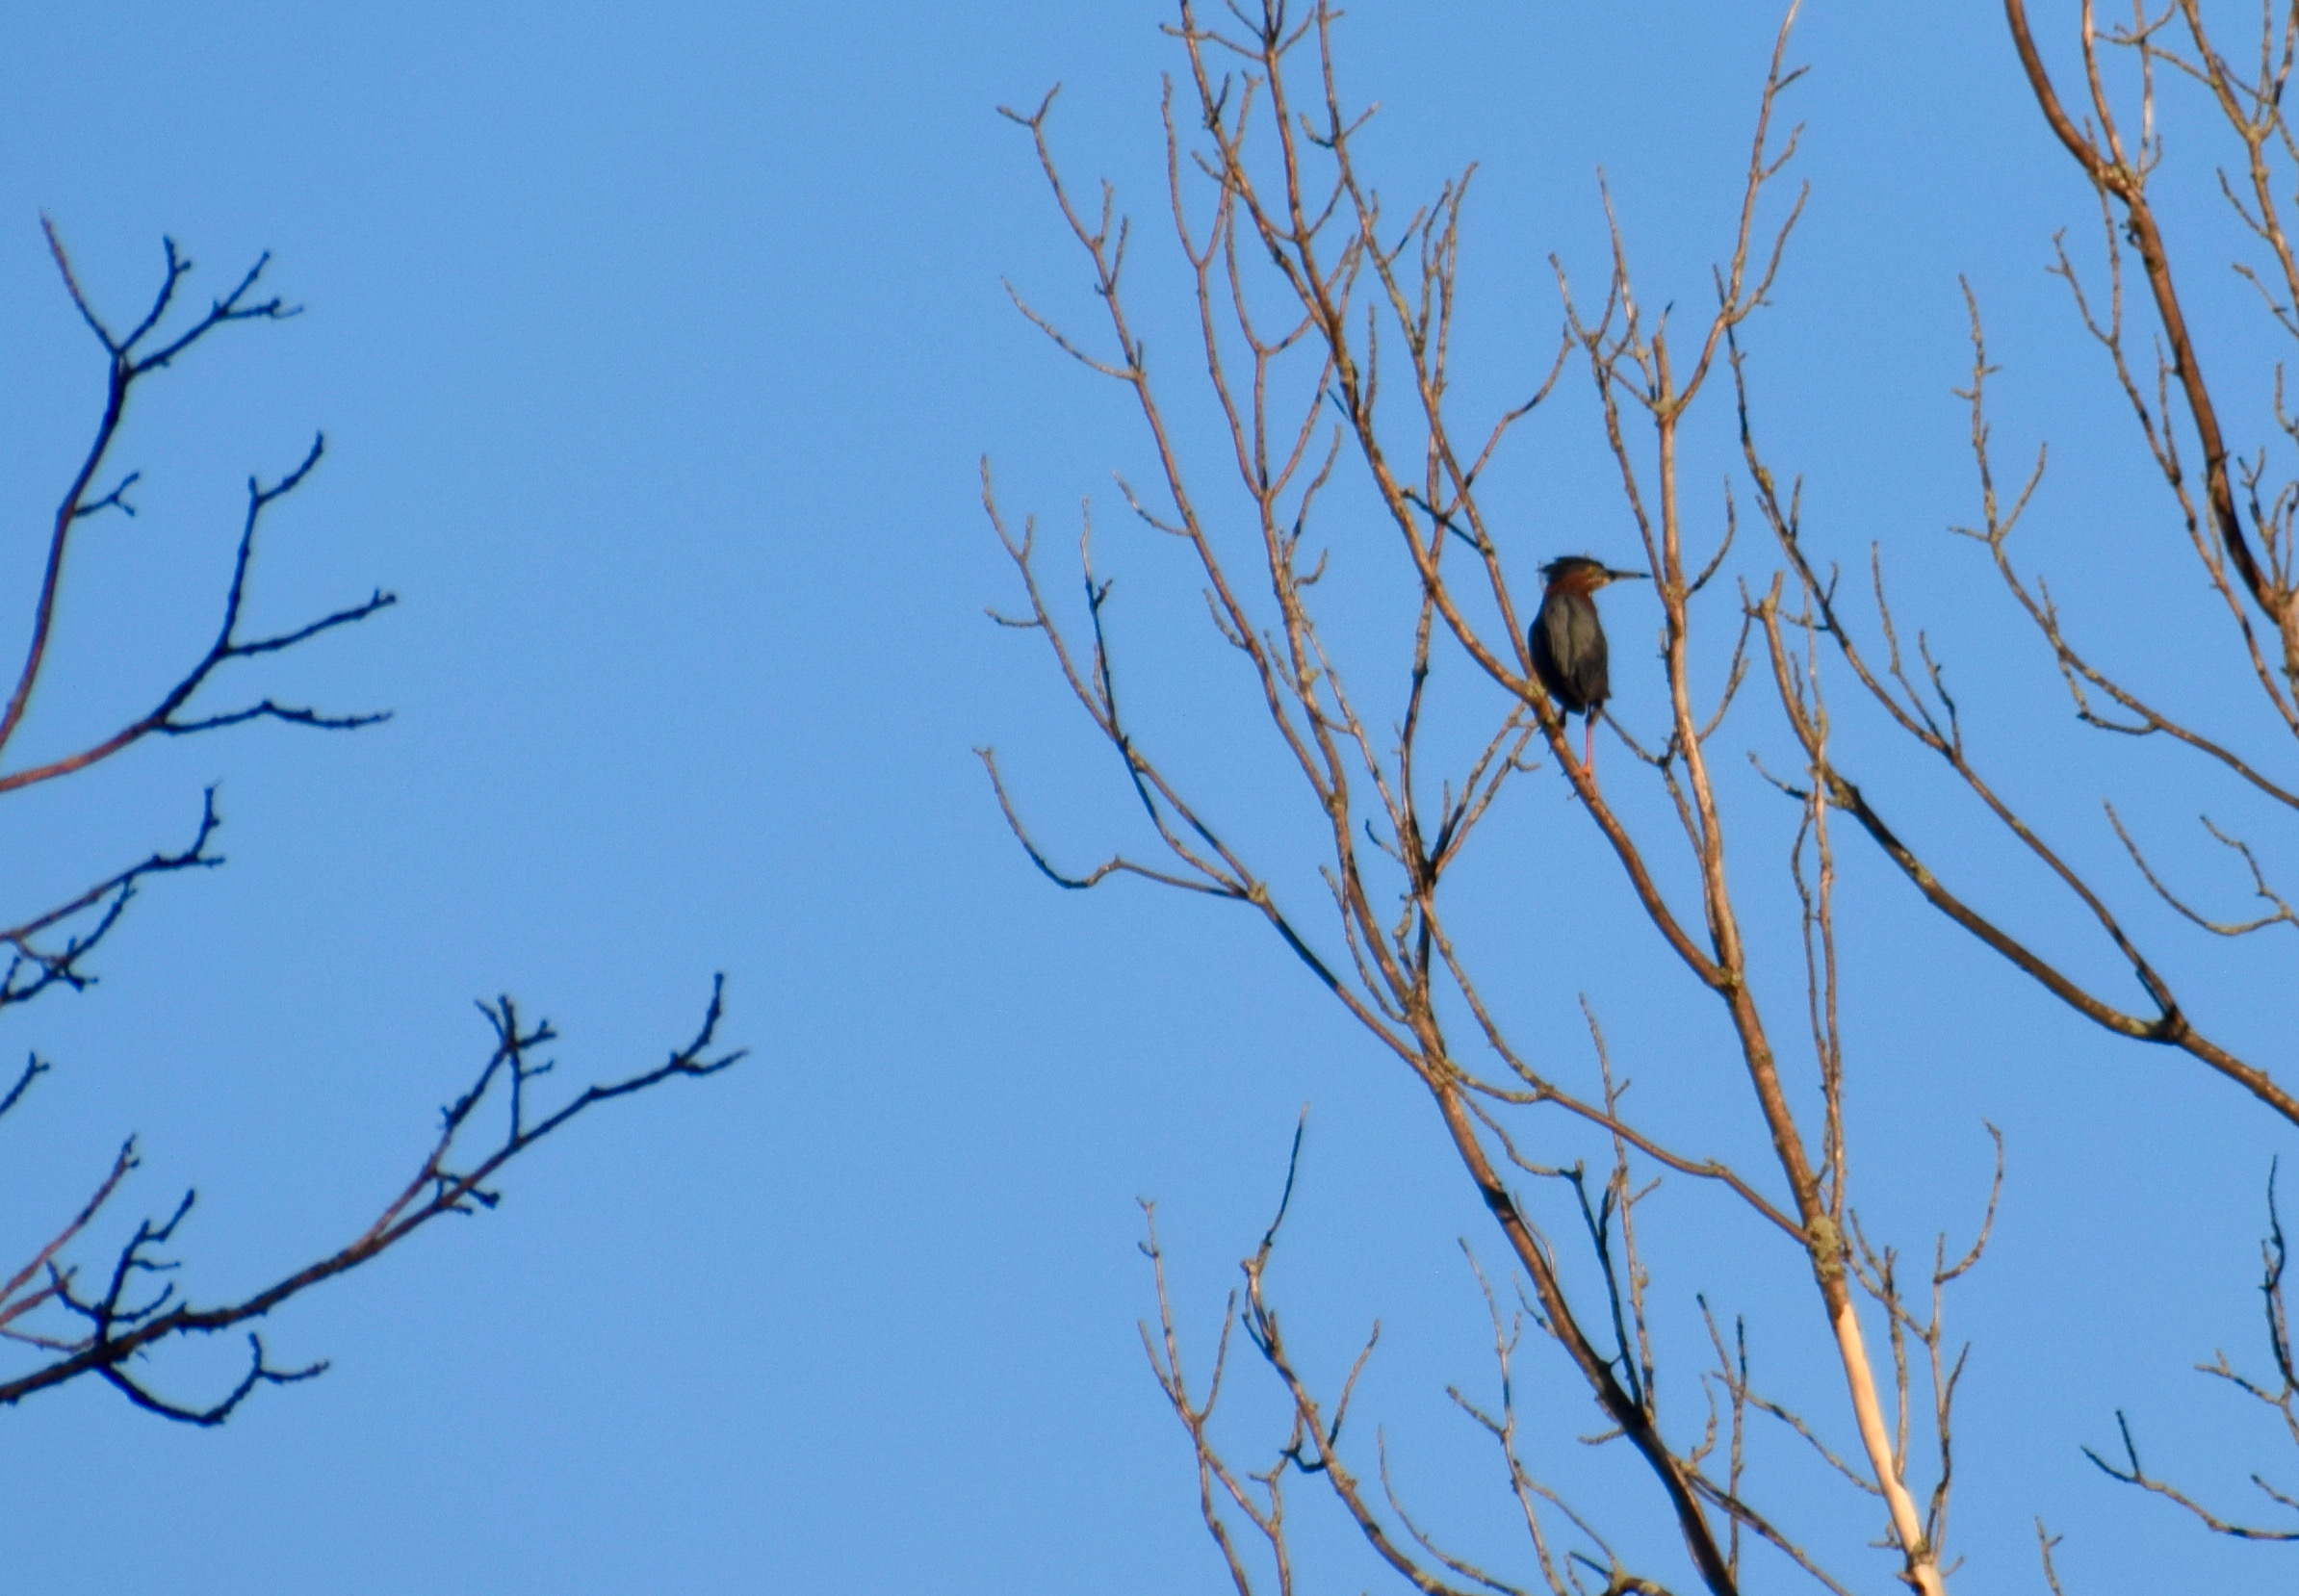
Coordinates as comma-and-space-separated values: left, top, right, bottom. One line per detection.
0, 979, 742, 1422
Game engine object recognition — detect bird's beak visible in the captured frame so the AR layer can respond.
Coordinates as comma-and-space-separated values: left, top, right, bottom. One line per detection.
1608, 569, 1650, 582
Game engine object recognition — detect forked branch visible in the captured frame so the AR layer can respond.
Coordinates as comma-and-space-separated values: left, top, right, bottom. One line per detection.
1, 225, 394, 795
0, 979, 742, 1421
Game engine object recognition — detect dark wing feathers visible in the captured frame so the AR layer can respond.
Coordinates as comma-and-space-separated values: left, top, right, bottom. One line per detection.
1531, 591, 1609, 714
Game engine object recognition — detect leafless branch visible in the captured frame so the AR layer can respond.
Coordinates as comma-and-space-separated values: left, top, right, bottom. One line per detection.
0, 979, 742, 1420
3, 227, 390, 793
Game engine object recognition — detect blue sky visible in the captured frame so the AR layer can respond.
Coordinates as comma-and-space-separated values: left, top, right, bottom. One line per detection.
0, 2, 2292, 1591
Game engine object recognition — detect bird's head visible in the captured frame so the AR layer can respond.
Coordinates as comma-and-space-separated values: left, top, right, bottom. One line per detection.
1538, 554, 1649, 596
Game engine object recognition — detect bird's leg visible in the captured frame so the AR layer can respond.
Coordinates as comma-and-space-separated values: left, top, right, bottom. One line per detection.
1584, 714, 1596, 777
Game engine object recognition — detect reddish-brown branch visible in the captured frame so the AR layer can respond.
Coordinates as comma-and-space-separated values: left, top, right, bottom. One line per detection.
2003, 0, 2297, 669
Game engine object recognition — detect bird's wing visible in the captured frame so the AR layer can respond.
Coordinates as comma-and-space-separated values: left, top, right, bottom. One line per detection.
1572, 601, 1610, 709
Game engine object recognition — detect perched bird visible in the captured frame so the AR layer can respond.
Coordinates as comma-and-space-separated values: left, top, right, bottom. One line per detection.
1530, 555, 1647, 771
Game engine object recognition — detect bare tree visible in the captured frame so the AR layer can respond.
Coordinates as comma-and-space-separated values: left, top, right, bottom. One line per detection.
0, 224, 740, 1425
983, 3, 1988, 1590
983, 0, 2299, 1589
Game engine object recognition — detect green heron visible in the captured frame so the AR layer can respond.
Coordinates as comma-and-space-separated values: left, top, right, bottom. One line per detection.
1531, 555, 1647, 770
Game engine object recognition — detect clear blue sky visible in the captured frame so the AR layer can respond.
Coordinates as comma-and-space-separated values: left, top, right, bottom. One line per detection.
0, 2, 2289, 1590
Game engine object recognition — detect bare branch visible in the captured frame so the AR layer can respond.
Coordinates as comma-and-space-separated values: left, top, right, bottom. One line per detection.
0, 980, 742, 1418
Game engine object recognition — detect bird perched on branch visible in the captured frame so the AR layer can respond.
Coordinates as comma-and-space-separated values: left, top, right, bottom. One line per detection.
1531, 555, 1647, 772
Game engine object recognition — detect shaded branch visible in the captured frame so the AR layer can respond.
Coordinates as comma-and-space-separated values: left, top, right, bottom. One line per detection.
0, 789, 223, 1013
0, 979, 742, 1421
0, 230, 391, 797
